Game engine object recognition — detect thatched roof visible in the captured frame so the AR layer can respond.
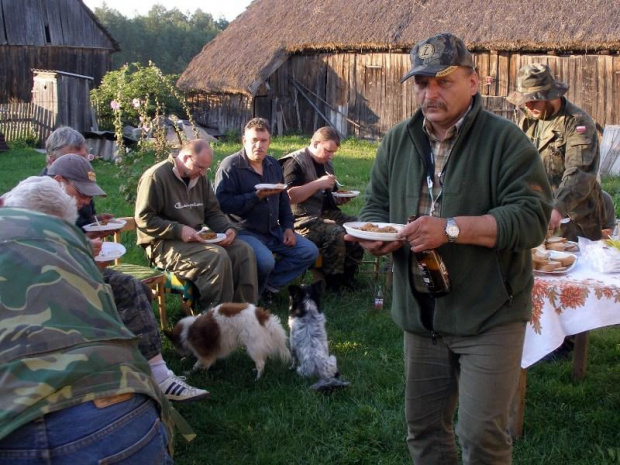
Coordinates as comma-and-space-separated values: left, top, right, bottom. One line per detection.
178, 0, 620, 96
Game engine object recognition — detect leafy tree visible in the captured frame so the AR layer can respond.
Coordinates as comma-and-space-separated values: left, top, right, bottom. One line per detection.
90, 62, 185, 128
92, 3, 228, 74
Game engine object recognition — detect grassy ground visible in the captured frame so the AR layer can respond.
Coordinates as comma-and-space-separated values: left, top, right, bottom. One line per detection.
1, 141, 619, 464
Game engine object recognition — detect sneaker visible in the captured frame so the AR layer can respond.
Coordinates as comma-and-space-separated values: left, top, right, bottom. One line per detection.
158, 375, 210, 402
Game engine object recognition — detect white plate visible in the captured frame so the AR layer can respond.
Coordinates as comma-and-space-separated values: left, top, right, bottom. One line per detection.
343, 221, 405, 241
198, 230, 227, 244
255, 183, 286, 190
95, 242, 126, 262
533, 251, 578, 275
83, 219, 126, 232
332, 190, 360, 198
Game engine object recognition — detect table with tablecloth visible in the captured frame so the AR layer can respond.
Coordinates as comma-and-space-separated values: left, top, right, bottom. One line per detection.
511, 259, 620, 437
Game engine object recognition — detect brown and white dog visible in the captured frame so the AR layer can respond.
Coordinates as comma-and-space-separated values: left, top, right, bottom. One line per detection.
164, 303, 291, 380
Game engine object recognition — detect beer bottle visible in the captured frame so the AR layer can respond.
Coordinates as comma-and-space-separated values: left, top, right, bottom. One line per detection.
408, 216, 451, 296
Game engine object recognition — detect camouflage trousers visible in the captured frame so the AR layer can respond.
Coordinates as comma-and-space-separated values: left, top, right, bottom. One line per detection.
103, 268, 161, 360
296, 210, 364, 277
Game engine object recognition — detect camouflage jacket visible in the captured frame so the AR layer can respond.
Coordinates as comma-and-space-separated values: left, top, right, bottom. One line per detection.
0, 209, 185, 445
519, 98, 604, 240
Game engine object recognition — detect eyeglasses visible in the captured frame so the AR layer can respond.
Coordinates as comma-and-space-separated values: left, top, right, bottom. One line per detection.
190, 157, 211, 173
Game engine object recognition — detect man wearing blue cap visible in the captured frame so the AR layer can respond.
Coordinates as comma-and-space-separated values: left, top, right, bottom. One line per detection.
348, 33, 553, 463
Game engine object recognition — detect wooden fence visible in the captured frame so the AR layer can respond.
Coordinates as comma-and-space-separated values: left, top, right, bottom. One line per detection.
0, 103, 55, 144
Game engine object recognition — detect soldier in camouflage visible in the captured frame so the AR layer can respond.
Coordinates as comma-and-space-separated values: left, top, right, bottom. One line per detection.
507, 63, 604, 241
280, 127, 364, 290
0, 208, 194, 461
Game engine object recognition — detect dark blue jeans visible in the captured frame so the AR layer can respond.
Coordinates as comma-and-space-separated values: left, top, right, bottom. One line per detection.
0, 394, 173, 464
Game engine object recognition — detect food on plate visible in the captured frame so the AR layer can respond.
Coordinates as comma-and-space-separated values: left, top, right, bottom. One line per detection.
531, 247, 576, 272
198, 230, 217, 240
336, 190, 353, 194
543, 237, 579, 252
358, 223, 398, 234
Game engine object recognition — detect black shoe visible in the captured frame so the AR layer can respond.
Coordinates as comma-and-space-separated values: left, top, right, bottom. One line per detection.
324, 275, 343, 292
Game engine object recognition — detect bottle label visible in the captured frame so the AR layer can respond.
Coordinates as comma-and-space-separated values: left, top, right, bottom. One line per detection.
374, 298, 384, 309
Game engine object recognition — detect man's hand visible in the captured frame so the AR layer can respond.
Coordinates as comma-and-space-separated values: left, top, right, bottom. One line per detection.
344, 234, 404, 256
283, 228, 296, 247
334, 196, 352, 206
548, 208, 563, 233
181, 225, 202, 243
399, 216, 447, 253
218, 228, 236, 247
317, 174, 336, 190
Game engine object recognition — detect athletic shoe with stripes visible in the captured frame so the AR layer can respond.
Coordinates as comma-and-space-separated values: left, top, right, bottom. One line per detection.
158, 374, 210, 402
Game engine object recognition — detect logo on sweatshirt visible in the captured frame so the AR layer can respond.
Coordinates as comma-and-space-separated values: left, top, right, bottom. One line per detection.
174, 201, 203, 209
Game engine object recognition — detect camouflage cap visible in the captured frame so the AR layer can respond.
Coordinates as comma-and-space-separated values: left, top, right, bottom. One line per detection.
401, 33, 475, 83
506, 63, 569, 106
48, 154, 106, 197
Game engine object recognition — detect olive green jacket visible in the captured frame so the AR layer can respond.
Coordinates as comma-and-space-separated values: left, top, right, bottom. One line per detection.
519, 98, 604, 240
360, 94, 552, 337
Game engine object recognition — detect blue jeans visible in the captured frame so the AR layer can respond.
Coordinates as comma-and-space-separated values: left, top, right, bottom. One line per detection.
237, 232, 318, 293
0, 394, 173, 465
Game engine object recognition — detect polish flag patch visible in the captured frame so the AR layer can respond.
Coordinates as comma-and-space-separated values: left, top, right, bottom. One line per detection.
576, 126, 587, 133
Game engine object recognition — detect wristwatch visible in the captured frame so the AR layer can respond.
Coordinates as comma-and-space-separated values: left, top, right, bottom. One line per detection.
445, 217, 460, 243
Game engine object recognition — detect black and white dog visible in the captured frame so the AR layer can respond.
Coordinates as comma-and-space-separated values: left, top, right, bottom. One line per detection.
288, 282, 350, 392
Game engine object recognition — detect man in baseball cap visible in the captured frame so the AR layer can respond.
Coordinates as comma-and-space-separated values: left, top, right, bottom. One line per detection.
351, 32, 552, 464
48, 154, 106, 208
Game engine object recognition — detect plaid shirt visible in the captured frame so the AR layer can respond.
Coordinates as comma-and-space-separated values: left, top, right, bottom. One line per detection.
412, 107, 470, 292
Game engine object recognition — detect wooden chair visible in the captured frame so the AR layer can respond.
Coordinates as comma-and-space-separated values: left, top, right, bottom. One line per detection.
109, 217, 196, 328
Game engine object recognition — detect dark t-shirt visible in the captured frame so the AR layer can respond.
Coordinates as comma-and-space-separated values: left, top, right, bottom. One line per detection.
282, 157, 337, 211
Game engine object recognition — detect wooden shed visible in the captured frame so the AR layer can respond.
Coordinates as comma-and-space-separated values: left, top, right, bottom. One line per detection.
178, 0, 620, 139
0, 0, 119, 103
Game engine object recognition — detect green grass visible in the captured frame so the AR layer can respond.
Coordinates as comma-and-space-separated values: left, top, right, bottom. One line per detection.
1, 142, 619, 465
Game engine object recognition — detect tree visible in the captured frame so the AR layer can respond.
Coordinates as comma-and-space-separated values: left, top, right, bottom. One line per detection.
92, 4, 228, 74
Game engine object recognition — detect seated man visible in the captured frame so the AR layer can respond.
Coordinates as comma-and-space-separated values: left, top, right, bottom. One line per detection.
215, 118, 319, 304
42, 126, 108, 228
280, 127, 364, 291
135, 139, 258, 309
0, 207, 178, 462
41, 156, 209, 402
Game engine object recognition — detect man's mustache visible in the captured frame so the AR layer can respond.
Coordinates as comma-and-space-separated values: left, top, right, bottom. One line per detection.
423, 101, 446, 111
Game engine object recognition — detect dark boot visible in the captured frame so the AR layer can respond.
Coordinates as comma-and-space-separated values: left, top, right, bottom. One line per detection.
341, 265, 362, 291
324, 274, 343, 292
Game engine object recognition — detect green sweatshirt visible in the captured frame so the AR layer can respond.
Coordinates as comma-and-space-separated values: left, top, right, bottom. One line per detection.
360, 94, 553, 337
135, 155, 234, 245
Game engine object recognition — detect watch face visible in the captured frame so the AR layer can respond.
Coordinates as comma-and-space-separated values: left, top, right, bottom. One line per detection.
447, 225, 459, 237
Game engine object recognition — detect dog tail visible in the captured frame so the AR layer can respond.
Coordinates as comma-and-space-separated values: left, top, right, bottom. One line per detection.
265, 315, 291, 363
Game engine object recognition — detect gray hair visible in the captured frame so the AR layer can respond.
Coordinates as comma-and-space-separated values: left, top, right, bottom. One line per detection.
45, 127, 87, 166
3, 176, 78, 223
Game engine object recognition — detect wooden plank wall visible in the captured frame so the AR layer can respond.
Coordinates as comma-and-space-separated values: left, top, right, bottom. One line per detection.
187, 51, 620, 139
0, 0, 116, 48
187, 93, 252, 136
0, 46, 111, 102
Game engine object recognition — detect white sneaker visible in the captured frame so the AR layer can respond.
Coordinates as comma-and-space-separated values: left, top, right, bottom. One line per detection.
158, 375, 210, 402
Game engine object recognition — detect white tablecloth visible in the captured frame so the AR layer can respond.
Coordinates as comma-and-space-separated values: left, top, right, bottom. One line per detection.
522, 260, 620, 368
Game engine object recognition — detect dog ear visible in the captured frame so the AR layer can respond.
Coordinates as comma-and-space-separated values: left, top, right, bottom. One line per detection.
288, 284, 302, 301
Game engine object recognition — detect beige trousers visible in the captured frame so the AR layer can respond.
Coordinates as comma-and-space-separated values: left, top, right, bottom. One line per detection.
149, 239, 258, 310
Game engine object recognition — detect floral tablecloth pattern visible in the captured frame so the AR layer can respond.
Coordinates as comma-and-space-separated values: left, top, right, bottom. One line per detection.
522, 261, 620, 368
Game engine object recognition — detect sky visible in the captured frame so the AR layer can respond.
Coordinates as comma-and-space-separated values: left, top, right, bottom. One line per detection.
82, 0, 253, 22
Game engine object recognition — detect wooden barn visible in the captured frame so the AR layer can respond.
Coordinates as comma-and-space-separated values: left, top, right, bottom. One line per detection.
178, 0, 620, 139
0, 0, 119, 103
